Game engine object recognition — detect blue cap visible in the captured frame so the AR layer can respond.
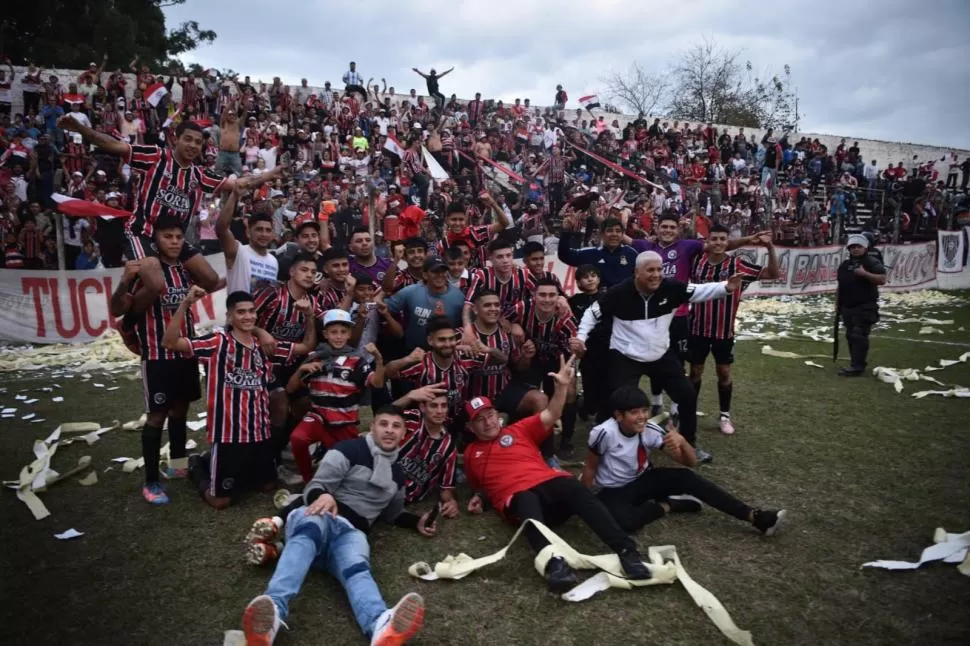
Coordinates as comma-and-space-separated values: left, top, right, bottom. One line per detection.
323, 309, 353, 327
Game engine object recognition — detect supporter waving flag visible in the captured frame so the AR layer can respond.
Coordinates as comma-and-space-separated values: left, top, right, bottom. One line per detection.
51, 193, 133, 219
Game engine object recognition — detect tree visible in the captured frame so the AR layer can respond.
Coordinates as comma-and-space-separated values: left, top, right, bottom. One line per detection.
602, 62, 669, 118
665, 39, 796, 130
1, 0, 215, 71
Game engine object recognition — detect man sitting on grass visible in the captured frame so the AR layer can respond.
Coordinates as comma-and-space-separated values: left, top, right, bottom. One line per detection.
581, 386, 787, 535
240, 407, 437, 646
463, 356, 653, 593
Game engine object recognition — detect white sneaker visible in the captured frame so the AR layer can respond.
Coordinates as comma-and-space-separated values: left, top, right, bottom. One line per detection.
719, 416, 736, 435
370, 592, 425, 646
277, 465, 303, 487
242, 594, 281, 645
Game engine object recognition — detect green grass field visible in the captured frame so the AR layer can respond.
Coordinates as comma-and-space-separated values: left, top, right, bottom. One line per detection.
2, 292, 969, 646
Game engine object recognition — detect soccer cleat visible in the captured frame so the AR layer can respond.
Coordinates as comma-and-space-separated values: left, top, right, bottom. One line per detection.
245, 541, 282, 567
838, 366, 864, 377
752, 509, 788, 536
544, 556, 579, 593
718, 416, 736, 435
617, 548, 651, 580
142, 482, 170, 505
242, 594, 282, 645
370, 592, 425, 646
665, 495, 703, 514
694, 447, 713, 464
245, 516, 284, 545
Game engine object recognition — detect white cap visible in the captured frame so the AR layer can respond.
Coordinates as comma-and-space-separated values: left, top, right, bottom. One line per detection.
323, 309, 353, 327
846, 234, 869, 248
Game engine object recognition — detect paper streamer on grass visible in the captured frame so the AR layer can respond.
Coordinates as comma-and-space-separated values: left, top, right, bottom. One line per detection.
872, 367, 948, 394
923, 352, 970, 373
408, 519, 753, 646
911, 388, 970, 399
862, 528, 970, 576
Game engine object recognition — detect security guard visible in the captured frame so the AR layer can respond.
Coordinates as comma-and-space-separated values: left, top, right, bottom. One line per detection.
836, 234, 887, 376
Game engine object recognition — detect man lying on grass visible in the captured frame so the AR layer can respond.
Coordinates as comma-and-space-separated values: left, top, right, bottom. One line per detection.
240, 406, 437, 646
463, 355, 653, 593
581, 386, 787, 535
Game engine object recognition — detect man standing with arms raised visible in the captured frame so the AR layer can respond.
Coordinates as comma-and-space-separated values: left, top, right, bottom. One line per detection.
571, 251, 743, 463
688, 224, 780, 434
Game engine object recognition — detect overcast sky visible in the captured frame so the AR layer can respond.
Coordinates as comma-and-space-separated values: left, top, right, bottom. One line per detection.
165, 0, 970, 150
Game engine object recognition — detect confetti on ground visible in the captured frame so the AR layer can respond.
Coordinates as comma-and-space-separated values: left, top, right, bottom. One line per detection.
863, 528, 970, 575
52, 397, 63, 403
54, 529, 84, 540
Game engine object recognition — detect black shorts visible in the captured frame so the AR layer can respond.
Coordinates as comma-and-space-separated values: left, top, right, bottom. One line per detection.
141, 358, 202, 412
270, 361, 304, 394
493, 378, 536, 416
208, 440, 276, 498
669, 316, 690, 362
124, 233, 200, 262
688, 336, 735, 366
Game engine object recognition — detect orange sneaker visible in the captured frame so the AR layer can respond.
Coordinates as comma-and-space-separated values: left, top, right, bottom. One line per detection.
370, 592, 425, 646
242, 594, 281, 646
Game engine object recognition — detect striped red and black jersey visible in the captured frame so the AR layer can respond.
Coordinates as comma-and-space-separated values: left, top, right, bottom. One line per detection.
130, 261, 196, 361
468, 324, 517, 399
187, 331, 294, 444
254, 284, 324, 347
303, 351, 376, 428
21, 230, 42, 259
466, 267, 537, 321
390, 269, 423, 294
529, 270, 565, 295
397, 408, 457, 503
125, 144, 226, 238
321, 284, 347, 310
435, 224, 491, 269
400, 351, 488, 419
512, 300, 577, 366
689, 253, 763, 340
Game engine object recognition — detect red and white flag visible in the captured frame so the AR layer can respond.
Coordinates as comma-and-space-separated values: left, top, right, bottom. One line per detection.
51, 194, 132, 220
578, 94, 601, 110
383, 134, 407, 158
144, 82, 169, 107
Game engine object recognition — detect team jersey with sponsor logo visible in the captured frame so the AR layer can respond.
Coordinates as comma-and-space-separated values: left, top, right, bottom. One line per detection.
465, 267, 536, 321
468, 324, 517, 399
689, 253, 762, 339
130, 261, 196, 361
399, 351, 488, 420
510, 300, 577, 368
125, 144, 226, 238
302, 350, 376, 428
187, 331, 293, 444
397, 408, 457, 503
435, 224, 491, 269
254, 284, 325, 347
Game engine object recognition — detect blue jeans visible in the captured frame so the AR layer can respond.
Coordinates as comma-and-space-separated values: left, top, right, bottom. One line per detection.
265, 509, 388, 638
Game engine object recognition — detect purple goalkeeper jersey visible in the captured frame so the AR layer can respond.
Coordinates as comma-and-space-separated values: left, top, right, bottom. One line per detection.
349, 256, 393, 289
631, 238, 705, 316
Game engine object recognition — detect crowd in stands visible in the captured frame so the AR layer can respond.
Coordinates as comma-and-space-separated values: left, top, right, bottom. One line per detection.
1, 57, 969, 270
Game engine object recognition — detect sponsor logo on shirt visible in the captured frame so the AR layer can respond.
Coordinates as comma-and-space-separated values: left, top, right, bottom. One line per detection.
224, 369, 263, 389
156, 186, 192, 213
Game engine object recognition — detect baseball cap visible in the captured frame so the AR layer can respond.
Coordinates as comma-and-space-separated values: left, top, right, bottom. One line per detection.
423, 257, 447, 272
465, 396, 494, 421
323, 309, 353, 327
269, 189, 285, 198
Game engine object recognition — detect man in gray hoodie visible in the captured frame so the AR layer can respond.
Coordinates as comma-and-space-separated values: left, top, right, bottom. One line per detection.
240, 406, 436, 646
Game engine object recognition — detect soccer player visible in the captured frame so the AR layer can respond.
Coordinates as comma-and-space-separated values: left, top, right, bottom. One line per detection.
435, 196, 509, 269
57, 115, 281, 313
462, 236, 536, 338
688, 224, 779, 434
240, 407, 436, 646
509, 278, 578, 462
319, 247, 356, 311
219, 186, 280, 294
467, 289, 547, 420
582, 386, 787, 535
626, 213, 769, 417
286, 310, 385, 483
393, 383, 460, 516
253, 252, 323, 469
162, 289, 315, 509
382, 236, 427, 295
464, 357, 652, 593
109, 215, 201, 505
521, 240, 564, 294
386, 316, 488, 428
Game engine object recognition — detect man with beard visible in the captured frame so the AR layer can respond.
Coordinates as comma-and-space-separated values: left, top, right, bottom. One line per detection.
348, 226, 392, 286
57, 115, 281, 313
624, 213, 768, 420
382, 237, 427, 295
462, 236, 537, 334
463, 357, 652, 593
